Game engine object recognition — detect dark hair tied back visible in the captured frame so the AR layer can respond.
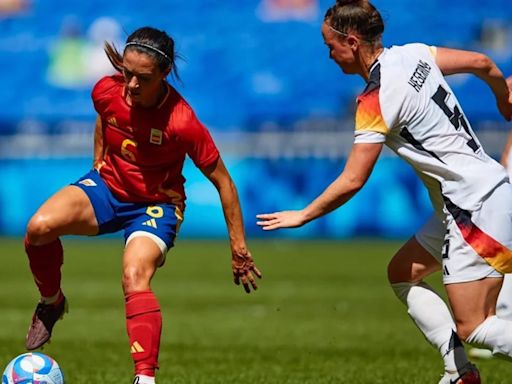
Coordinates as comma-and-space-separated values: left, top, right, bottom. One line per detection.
325, 0, 384, 44
104, 26, 181, 82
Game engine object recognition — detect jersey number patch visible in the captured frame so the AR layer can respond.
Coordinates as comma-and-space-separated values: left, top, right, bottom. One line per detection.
431, 85, 480, 153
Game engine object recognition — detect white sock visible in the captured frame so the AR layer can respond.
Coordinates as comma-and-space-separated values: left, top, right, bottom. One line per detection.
133, 374, 155, 384
391, 282, 469, 372
466, 315, 512, 360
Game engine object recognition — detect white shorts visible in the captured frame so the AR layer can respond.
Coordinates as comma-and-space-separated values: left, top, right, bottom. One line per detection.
415, 182, 512, 284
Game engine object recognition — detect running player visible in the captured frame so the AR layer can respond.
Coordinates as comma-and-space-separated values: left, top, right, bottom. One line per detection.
257, 1, 512, 383
24, 26, 261, 384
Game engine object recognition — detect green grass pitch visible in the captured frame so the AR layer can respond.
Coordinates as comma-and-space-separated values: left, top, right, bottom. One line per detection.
0, 237, 510, 383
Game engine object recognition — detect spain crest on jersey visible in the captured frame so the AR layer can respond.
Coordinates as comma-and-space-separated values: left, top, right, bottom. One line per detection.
150, 128, 163, 145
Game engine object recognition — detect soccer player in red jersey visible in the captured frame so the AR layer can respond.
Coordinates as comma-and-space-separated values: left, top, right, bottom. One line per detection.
24, 26, 261, 384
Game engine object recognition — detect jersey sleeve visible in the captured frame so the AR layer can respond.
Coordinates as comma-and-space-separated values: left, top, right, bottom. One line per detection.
404, 43, 437, 59
354, 88, 389, 144
175, 105, 220, 169
91, 75, 122, 115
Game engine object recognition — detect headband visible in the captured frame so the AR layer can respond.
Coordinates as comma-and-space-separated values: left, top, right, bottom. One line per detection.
125, 42, 171, 62
328, 25, 348, 37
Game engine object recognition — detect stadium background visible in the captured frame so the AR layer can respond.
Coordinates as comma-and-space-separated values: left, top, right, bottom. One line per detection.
0, 0, 511, 239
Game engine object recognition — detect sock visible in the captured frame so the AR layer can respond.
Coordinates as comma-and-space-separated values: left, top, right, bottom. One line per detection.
466, 315, 512, 359
125, 290, 162, 377
25, 236, 63, 298
391, 282, 469, 372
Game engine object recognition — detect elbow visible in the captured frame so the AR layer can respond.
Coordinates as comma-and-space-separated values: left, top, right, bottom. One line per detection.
347, 176, 366, 194
473, 53, 493, 72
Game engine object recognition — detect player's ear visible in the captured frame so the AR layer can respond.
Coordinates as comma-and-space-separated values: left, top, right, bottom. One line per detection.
347, 34, 359, 50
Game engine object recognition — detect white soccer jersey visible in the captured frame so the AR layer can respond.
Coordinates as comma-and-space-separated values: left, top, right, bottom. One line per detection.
354, 43, 508, 216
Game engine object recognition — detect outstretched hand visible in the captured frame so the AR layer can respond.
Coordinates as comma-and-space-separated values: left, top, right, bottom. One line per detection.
232, 250, 262, 294
256, 210, 307, 231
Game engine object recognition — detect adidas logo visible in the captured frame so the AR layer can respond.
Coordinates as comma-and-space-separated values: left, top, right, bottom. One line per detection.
142, 219, 157, 228
131, 341, 145, 353
108, 117, 118, 127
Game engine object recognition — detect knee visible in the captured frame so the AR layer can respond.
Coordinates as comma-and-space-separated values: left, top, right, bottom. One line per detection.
26, 214, 55, 245
387, 253, 437, 284
455, 321, 478, 342
122, 266, 151, 293
387, 256, 415, 284
387, 258, 402, 283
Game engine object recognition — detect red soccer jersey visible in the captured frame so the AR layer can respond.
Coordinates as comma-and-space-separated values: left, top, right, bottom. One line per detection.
91, 74, 220, 210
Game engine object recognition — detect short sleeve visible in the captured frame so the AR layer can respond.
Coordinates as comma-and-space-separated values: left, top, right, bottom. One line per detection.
355, 88, 390, 137
91, 75, 122, 115
354, 130, 386, 144
176, 106, 220, 169
404, 43, 437, 60
428, 45, 437, 58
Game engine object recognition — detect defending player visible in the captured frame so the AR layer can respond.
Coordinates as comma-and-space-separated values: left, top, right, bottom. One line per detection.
24, 26, 261, 384
257, 1, 512, 383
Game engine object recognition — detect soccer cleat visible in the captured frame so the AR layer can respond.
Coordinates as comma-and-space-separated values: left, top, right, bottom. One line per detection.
25, 295, 68, 350
133, 375, 155, 384
438, 362, 481, 384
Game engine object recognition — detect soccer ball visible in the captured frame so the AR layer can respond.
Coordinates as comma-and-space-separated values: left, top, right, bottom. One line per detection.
2, 352, 64, 384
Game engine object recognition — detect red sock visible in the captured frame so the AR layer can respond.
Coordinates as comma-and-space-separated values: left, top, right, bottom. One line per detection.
25, 235, 63, 298
125, 290, 162, 377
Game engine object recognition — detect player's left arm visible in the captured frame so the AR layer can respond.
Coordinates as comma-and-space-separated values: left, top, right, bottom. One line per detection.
435, 47, 512, 121
257, 142, 382, 230
201, 157, 262, 293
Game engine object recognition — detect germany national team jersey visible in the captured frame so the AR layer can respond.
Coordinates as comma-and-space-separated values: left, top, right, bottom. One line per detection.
354, 43, 508, 215
92, 75, 220, 210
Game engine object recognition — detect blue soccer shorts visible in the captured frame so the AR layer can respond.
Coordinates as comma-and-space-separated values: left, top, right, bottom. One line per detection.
72, 170, 183, 260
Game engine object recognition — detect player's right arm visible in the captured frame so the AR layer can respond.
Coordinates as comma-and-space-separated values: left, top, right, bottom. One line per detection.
434, 48, 512, 121
257, 142, 382, 230
93, 115, 104, 170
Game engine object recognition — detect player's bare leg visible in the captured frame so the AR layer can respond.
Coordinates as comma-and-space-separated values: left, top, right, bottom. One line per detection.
25, 185, 99, 350
447, 277, 512, 362
123, 236, 163, 384
26, 185, 99, 245
388, 237, 479, 384
469, 275, 512, 360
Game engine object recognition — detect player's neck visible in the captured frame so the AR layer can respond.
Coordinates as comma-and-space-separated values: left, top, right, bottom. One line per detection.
126, 82, 168, 108
360, 46, 383, 81
154, 82, 168, 106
